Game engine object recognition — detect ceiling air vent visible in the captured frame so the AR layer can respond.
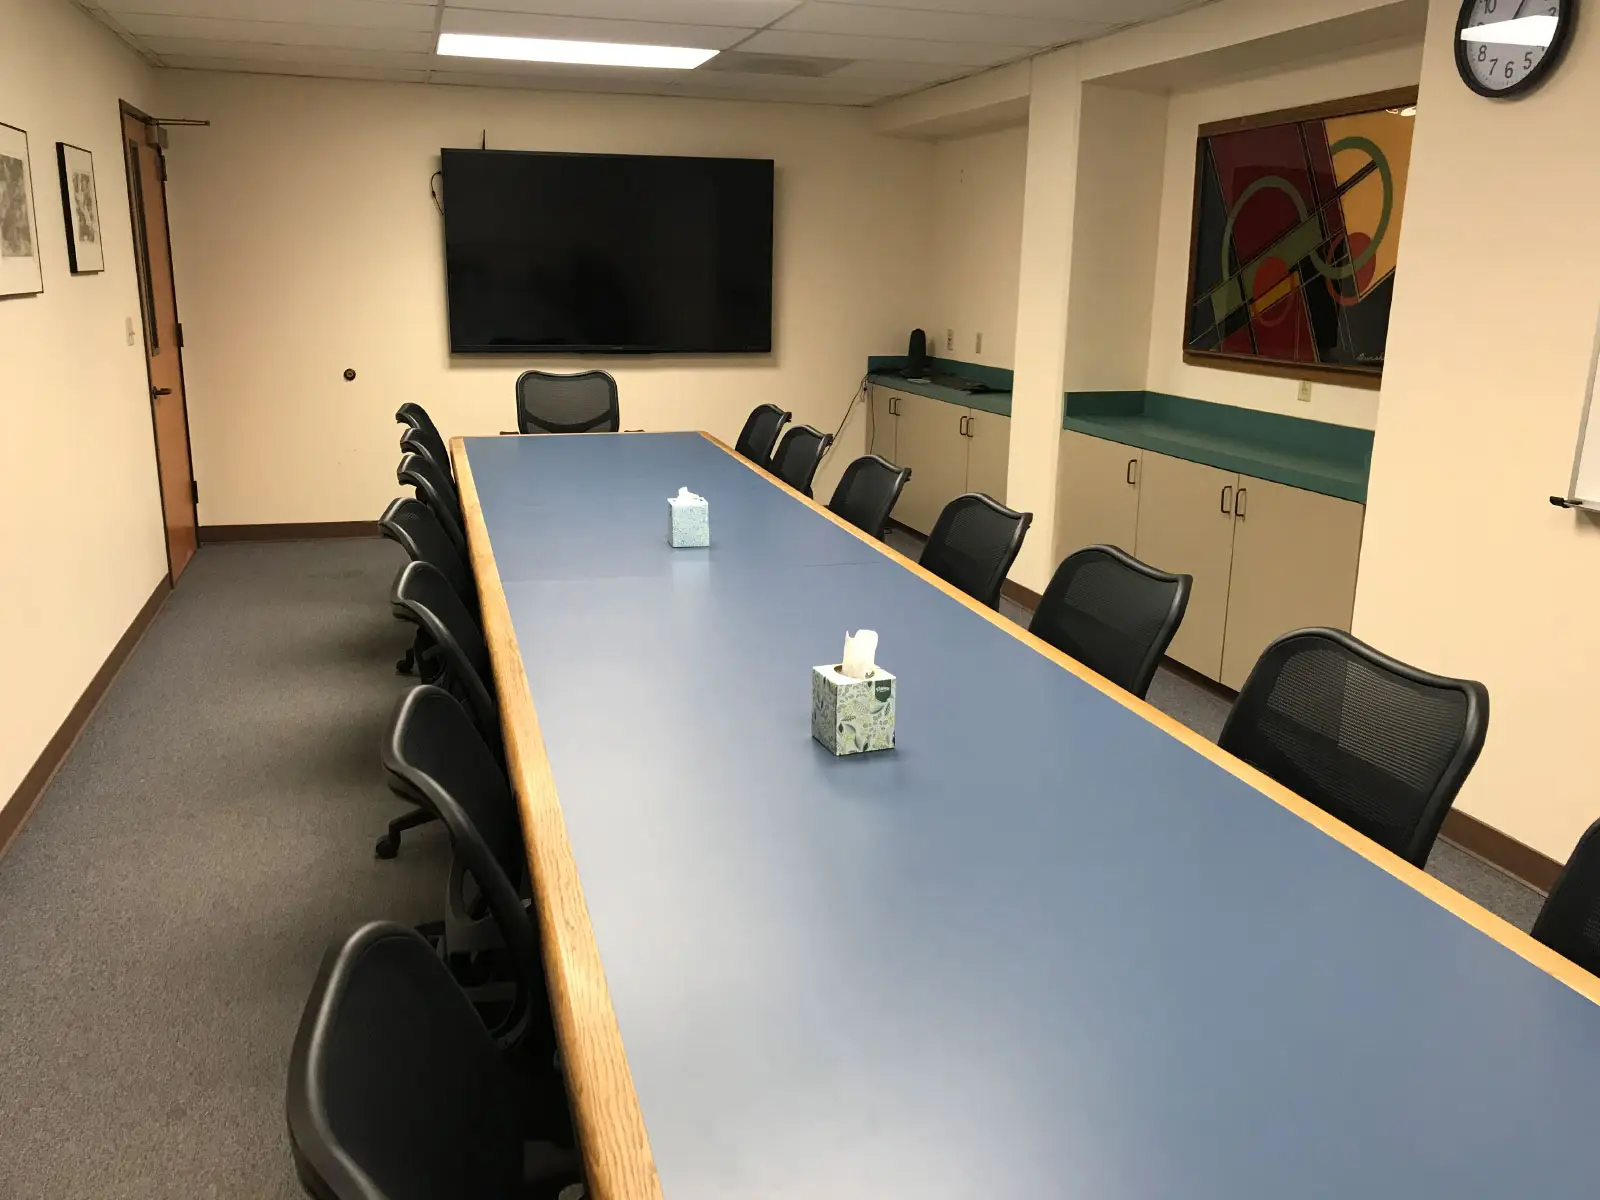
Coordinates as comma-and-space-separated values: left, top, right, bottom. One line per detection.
704, 52, 851, 77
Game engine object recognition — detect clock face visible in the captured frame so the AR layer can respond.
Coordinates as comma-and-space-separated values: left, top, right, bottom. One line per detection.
1456, 0, 1576, 97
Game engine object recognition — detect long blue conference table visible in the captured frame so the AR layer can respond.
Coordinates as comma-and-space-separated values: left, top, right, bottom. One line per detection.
454, 431, 1600, 1200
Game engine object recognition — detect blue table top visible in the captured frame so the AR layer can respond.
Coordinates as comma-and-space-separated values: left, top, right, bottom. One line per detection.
467, 432, 1600, 1199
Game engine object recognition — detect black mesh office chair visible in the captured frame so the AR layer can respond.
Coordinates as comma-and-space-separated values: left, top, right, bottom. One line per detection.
396, 403, 452, 482
378, 561, 501, 859
1028, 545, 1191, 699
401, 425, 454, 487
1218, 628, 1490, 868
515, 370, 620, 434
286, 922, 580, 1200
734, 403, 790, 467
919, 493, 1032, 610
770, 424, 833, 497
398, 453, 467, 558
378, 498, 475, 609
382, 686, 552, 1061
1532, 817, 1600, 976
827, 454, 912, 540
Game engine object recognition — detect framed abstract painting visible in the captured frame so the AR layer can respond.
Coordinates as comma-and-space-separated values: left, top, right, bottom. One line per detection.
0, 120, 43, 298
57, 142, 105, 274
1183, 88, 1417, 388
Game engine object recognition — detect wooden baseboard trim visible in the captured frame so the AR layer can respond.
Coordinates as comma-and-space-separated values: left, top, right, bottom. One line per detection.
1440, 810, 1563, 895
0, 577, 171, 859
200, 521, 380, 542
1001, 579, 1042, 612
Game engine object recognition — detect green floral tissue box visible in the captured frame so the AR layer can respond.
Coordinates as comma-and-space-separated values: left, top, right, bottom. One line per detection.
811, 665, 896, 756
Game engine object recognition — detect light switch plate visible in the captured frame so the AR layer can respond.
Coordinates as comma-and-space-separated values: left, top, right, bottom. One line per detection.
945, 328, 954, 351
126, 317, 137, 346
1297, 380, 1313, 403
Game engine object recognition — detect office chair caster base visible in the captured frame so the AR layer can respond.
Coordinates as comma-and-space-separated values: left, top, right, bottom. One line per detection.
374, 834, 399, 860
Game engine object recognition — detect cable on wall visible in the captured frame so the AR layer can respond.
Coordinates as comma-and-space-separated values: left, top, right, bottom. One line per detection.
429, 171, 443, 214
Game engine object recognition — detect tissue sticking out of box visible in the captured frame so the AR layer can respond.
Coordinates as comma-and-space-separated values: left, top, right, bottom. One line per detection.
841, 630, 878, 679
673, 486, 704, 505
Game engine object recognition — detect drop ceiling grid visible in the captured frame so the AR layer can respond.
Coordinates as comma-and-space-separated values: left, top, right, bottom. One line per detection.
77, 0, 1213, 105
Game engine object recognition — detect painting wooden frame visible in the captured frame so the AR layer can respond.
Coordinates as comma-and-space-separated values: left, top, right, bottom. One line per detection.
57, 141, 105, 274
1181, 87, 1419, 391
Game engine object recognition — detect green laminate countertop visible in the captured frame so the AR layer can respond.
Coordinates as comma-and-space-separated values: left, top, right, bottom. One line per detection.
866, 355, 1012, 417
1063, 392, 1373, 503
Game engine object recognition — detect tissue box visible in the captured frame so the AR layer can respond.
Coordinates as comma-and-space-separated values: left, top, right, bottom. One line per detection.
811, 665, 896, 756
668, 491, 710, 548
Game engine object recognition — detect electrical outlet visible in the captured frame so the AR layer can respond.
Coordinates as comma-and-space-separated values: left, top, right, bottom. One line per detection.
975, 332, 983, 355
1297, 380, 1313, 403
126, 317, 137, 346
945, 328, 954, 351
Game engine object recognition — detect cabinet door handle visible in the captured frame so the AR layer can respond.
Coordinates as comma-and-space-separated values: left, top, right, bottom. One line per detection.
1234, 487, 1247, 519
1126, 458, 1138, 486
889, 397, 898, 416
1220, 484, 1233, 515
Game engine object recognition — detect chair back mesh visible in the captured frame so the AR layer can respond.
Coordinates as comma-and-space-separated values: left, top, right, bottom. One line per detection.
515, 370, 620, 434
828, 454, 911, 540
919, 493, 1032, 609
734, 404, 791, 465
400, 425, 452, 484
771, 424, 833, 497
286, 922, 522, 1200
1218, 629, 1489, 867
1029, 545, 1191, 699
379, 498, 475, 608
1533, 817, 1600, 976
391, 561, 497, 755
397, 453, 466, 555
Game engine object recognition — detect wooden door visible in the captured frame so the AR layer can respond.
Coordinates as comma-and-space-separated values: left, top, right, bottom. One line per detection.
122, 108, 197, 580
964, 410, 1010, 505
1220, 477, 1365, 689
1055, 430, 1142, 564
892, 394, 969, 536
1133, 451, 1238, 680
869, 387, 898, 462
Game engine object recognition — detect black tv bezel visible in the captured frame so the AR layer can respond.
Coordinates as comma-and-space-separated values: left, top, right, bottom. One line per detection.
440, 147, 775, 357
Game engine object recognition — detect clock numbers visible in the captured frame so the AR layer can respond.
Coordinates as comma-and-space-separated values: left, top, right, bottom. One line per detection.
1457, 0, 1569, 96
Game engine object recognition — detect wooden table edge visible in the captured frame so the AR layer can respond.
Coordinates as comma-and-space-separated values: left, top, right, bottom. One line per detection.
700, 431, 1600, 1008
452, 436, 664, 1200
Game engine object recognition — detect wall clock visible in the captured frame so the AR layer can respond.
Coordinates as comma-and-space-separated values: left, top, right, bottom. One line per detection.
1456, 0, 1578, 97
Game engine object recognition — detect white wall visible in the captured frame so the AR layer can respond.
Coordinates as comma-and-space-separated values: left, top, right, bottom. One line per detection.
1354, 0, 1600, 861
155, 71, 935, 523
1143, 40, 1424, 429
1, 0, 164, 811
926, 123, 1027, 369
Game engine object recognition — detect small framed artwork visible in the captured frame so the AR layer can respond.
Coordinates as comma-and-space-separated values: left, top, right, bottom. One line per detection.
0, 121, 43, 298
56, 141, 104, 274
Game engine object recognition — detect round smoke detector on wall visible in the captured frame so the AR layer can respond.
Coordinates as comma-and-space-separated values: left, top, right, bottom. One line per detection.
1455, 0, 1578, 98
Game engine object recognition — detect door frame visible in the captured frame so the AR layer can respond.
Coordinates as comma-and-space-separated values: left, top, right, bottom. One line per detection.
120, 99, 198, 580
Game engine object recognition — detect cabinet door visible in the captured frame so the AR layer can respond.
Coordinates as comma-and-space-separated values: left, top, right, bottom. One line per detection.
1220, 478, 1365, 689
1055, 430, 1141, 563
869, 388, 898, 462
893, 394, 969, 536
1133, 451, 1239, 681
964, 411, 1010, 504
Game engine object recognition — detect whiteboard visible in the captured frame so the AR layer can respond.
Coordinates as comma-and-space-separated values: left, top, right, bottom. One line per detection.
1563, 308, 1600, 509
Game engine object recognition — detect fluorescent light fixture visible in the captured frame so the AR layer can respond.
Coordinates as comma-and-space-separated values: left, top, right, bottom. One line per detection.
1458, 14, 1558, 46
436, 32, 718, 69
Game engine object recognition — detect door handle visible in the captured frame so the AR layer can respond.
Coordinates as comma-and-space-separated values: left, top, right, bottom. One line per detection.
1234, 487, 1247, 519
1126, 458, 1138, 486
888, 397, 898, 416
1220, 484, 1233, 514
958, 415, 968, 436
151, 386, 173, 398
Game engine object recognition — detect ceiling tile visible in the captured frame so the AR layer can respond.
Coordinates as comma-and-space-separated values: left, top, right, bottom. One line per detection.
809, 0, 1201, 19
144, 37, 432, 67
441, 0, 799, 25
440, 9, 750, 50
94, 0, 437, 32
739, 28, 1028, 65
425, 67, 883, 105
825, 57, 966, 82
773, 2, 1106, 48
160, 55, 430, 83
119, 14, 433, 52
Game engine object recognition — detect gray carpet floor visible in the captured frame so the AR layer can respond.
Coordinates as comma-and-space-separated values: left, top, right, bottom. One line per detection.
0, 538, 444, 1200
0, 535, 1547, 1197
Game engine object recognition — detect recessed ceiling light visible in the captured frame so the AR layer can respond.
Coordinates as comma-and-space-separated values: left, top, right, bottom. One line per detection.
436, 32, 718, 70
1458, 14, 1558, 46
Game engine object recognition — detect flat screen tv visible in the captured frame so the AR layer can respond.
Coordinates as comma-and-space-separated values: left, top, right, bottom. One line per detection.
440, 148, 774, 355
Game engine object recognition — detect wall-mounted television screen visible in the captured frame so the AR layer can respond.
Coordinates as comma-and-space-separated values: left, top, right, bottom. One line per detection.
440, 148, 774, 355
